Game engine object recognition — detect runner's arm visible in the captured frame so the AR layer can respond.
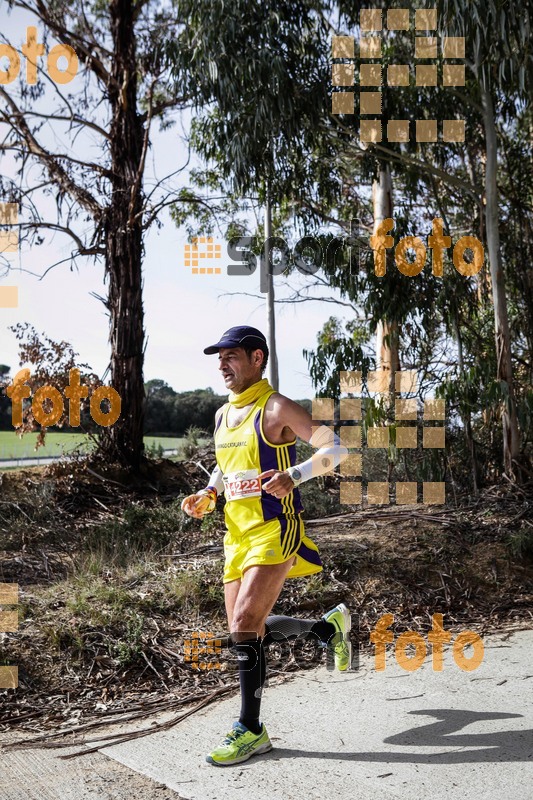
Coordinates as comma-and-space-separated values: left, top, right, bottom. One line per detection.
205, 464, 224, 495
286, 423, 349, 485
181, 410, 225, 516
260, 397, 348, 494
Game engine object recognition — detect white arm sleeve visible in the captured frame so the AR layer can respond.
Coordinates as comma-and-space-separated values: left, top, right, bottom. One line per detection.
292, 425, 349, 484
205, 464, 224, 495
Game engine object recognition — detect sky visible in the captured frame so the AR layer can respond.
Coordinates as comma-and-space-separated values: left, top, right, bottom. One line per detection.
0, 5, 354, 401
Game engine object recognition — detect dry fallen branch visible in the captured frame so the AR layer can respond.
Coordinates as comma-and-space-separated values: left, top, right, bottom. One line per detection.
2, 684, 240, 757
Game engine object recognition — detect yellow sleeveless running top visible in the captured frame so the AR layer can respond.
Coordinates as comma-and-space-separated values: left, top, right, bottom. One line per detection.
214, 389, 304, 536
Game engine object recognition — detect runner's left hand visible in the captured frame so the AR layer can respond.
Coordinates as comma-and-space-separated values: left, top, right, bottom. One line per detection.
259, 469, 296, 499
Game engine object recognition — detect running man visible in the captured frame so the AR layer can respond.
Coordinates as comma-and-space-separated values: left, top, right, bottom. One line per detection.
181, 325, 351, 766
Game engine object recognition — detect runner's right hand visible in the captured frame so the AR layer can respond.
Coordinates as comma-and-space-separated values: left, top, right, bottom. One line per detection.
181, 493, 215, 518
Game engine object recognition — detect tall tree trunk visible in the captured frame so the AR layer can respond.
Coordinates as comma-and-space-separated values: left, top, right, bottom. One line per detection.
482, 86, 521, 479
373, 163, 398, 482
372, 163, 399, 393
100, 0, 145, 469
264, 192, 279, 390
376, 320, 400, 374
453, 316, 479, 493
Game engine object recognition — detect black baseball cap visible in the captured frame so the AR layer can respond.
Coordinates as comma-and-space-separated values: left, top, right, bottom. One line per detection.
203, 325, 269, 355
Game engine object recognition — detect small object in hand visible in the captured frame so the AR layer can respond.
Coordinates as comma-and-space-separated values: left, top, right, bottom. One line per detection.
181, 490, 216, 517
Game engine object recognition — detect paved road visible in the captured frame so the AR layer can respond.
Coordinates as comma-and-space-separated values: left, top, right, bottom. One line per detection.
100, 628, 533, 800
2, 628, 531, 799
0, 455, 79, 468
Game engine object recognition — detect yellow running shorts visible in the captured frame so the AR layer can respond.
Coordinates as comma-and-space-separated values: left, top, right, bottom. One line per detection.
223, 513, 323, 583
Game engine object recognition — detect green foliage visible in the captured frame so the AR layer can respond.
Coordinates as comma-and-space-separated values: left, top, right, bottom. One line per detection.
508, 528, 533, 562
169, 0, 531, 486
144, 382, 226, 436
145, 440, 164, 459
437, 0, 533, 95
5, 324, 101, 443
303, 317, 372, 398
167, 0, 334, 205
112, 611, 145, 666
181, 425, 209, 459
80, 499, 188, 566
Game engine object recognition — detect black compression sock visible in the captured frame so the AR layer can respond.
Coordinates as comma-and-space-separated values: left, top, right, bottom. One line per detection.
310, 619, 336, 645
263, 615, 336, 647
232, 636, 265, 735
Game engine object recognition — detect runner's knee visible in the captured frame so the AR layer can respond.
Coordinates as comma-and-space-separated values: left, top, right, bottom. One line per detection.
231, 607, 265, 639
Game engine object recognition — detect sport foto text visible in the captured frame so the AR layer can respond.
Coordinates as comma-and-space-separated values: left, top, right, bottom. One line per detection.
0, 27, 78, 85
183, 612, 483, 673
5, 368, 121, 427
371, 613, 484, 671
226, 217, 484, 287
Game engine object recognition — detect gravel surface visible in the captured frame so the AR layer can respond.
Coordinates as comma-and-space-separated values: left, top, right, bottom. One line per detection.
0, 728, 185, 800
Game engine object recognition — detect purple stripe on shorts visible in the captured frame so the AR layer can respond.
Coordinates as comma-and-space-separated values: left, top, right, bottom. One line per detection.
296, 539, 323, 567
286, 515, 301, 556
279, 514, 290, 554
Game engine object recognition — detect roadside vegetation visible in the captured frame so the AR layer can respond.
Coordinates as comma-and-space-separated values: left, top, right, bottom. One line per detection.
1, 438, 531, 737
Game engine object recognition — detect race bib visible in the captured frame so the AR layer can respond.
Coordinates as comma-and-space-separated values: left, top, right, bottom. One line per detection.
223, 469, 262, 501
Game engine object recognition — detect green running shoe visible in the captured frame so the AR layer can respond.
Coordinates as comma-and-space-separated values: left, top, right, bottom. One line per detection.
206, 721, 273, 766
322, 603, 352, 671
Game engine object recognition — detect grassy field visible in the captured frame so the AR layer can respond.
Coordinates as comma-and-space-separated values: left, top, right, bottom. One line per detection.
0, 431, 184, 460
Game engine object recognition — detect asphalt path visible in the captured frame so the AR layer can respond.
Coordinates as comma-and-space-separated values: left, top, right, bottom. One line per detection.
97, 627, 532, 799
2, 629, 531, 799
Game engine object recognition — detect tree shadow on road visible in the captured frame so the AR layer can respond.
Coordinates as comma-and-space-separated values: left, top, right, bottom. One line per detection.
265, 709, 532, 763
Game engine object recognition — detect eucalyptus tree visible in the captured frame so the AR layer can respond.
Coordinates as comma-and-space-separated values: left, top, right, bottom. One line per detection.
166, 0, 338, 389
437, 0, 533, 480
302, 3, 469, 394
0, 0, 193, 469
300, 0, 532, 487
167, 0, 334, 204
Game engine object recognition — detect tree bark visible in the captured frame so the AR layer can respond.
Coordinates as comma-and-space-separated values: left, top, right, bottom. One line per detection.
372, 163, 398, 482
481, 85, 521, 479
264, 192, 279, 390
453, 317, 479, 493
372, 163, 399, 393
99, 0, 146, 469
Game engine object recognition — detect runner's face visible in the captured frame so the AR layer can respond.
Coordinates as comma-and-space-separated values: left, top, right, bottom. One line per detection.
218, 347, 263, 393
